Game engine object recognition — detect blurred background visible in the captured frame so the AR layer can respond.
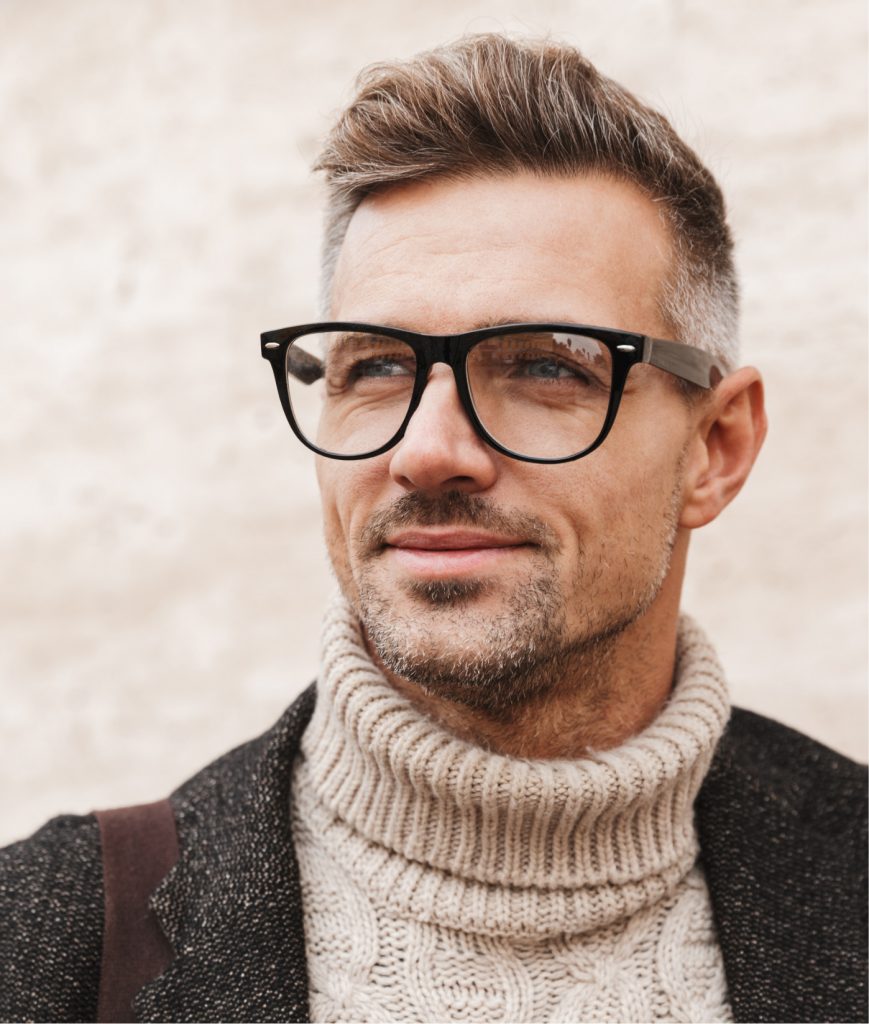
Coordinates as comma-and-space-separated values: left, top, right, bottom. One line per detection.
1, 0, 865, 845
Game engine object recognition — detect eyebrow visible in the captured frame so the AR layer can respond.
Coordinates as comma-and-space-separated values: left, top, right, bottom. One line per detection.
471, 315, 580, 329
450, 317, 673, 343
382, 314, 596, 333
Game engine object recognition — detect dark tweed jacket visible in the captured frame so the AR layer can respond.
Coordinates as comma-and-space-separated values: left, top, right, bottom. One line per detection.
1, 685, 866, 1024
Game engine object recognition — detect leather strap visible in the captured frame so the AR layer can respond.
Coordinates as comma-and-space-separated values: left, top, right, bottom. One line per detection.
95, 800, 179, 1023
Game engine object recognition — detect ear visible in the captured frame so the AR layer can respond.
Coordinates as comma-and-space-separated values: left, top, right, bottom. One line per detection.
680, 367, 768, 529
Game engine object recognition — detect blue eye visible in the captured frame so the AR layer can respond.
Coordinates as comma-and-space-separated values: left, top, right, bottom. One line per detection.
356, 358, 413, 378
515, 357, 593, 384
524, 358, 574, 379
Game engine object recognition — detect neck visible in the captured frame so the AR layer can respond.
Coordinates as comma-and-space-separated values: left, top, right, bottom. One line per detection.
370, 541, 687, 759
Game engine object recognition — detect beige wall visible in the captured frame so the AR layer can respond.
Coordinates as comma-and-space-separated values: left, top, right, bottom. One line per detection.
2, 0, 866, 845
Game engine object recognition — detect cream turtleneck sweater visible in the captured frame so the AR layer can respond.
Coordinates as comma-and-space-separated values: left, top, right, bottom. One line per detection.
291, 596, 733, 1023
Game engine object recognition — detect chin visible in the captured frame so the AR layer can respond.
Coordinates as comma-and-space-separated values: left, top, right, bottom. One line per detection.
403, 576, 491, 606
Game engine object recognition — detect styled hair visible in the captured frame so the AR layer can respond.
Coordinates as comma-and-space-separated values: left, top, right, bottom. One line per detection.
314, 34, 739, 369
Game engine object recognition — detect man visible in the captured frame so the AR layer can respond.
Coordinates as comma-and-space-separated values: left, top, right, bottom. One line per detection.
2, 34, 865, 1024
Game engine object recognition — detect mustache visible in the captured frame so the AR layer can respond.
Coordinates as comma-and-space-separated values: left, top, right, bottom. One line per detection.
360, 490, 559, 551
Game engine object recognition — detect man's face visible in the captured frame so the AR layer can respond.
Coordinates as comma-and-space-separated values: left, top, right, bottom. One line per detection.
317, 171, 698, 709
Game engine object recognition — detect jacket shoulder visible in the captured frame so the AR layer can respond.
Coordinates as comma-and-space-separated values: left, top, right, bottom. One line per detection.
0, 813, 103, 1023
698, 707, 867, 1023
716, 706, 867, 835
169, 683, 317, 816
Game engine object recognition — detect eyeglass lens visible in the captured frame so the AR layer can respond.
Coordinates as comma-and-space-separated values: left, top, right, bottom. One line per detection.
285, 330, 614, 460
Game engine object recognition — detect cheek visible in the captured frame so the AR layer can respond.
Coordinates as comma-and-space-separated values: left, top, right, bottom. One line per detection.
315, 461, 349, 572
315, 459, 338, 522
600, 402, 691, 509
613, 450, 688, 551
541, 449, 681, 555
315, 460, 383, 574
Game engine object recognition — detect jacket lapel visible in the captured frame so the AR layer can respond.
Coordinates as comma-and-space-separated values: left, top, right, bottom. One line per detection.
697, 707, 867, 1024
134, 686, 317, 1023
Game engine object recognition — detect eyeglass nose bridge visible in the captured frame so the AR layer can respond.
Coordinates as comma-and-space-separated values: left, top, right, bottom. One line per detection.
401, 334, 479, 436
414, 334, 462, 371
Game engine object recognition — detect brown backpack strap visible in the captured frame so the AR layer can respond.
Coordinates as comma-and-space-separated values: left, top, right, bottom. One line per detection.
95, 799, 179, 1023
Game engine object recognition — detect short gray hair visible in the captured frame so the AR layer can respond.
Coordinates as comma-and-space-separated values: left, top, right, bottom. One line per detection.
314, 34, 739, 370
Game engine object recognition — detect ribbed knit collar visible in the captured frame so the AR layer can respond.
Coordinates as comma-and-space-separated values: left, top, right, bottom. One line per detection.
295, 593, 730, 937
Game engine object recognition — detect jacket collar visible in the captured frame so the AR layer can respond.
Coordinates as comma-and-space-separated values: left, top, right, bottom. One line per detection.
134, 685, 317, 1023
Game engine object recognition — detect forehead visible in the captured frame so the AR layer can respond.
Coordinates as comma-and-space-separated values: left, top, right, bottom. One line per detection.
329, 171, 673, 339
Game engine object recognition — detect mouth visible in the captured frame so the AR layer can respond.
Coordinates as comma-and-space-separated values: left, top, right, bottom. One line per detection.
382, 529, 534, 578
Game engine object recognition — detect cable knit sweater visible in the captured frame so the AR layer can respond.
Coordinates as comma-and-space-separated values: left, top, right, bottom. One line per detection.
291, 596, 734, 1023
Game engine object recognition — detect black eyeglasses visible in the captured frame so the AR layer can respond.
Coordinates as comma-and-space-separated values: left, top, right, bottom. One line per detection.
260, 322, 724, 464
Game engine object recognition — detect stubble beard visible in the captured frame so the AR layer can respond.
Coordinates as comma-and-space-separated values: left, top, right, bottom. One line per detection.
360, 563, 575, 716
342, 484, 682, 719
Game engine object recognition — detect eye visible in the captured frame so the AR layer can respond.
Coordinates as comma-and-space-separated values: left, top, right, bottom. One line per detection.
512, 356, 593, 385
352, 357, 414, 379
523, 358, 577, 380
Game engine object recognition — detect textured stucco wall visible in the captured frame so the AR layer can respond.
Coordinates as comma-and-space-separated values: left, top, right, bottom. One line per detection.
2, 0, 866, 845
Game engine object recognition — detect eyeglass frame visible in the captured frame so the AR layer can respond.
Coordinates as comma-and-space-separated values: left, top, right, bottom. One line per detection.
260, 321, 725, 465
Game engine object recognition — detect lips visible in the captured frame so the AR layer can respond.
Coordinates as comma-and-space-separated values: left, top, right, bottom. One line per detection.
386, 529, 528, 551
383, 529, 532, 578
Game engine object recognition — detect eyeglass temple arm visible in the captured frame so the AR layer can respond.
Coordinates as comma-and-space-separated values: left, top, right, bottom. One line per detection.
643, 337, 725, 389
287, 347, 324, 385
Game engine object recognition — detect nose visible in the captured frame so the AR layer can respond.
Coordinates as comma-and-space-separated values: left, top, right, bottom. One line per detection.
388, 365, 499, 494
